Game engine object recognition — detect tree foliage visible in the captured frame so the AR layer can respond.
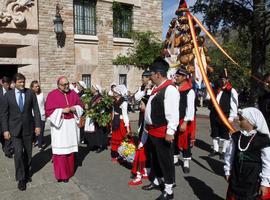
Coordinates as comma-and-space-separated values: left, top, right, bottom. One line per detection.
192, 0, 270, 98
208, 40, 251, 89
192, 0, 254, 39
113, 31, 163, 70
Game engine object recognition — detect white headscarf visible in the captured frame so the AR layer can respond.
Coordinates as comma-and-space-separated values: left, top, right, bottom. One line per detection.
92, 83, 102, 93
114, 84, 128, 96
78, 81, 87, 89
238, 107, 270, 136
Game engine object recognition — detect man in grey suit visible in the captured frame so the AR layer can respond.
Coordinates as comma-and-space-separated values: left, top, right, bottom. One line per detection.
0, 76, 11, 154
2, 73, 41, 191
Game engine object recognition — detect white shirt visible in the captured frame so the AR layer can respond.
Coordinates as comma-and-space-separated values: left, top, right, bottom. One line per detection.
144, 80, 180, 135
36, 93, 46, 121
216, 88, 238, 121
2, 87, 6, 94
183, 89, 196, 122
134, 86, 153, 102
113, 100, 129, 127
119, 101, 129, 127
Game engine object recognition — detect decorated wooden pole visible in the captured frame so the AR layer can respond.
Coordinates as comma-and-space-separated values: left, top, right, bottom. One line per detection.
186, 12, 235, 132
162, 0, 235, 132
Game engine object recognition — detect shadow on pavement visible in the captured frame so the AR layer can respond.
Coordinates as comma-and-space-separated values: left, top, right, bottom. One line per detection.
74, 146, 91, 173
31, 148, 52, 176
41, 134, 51, 150
184, 176, 225, 200
200, 156, 224, 177
195, 139, 212, 153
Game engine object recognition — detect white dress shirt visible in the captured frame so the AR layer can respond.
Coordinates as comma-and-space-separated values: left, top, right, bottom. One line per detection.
183, 89, 196, 122
144, 80, 180, 135
216, 88, 238, 121
36, 93, 46, 121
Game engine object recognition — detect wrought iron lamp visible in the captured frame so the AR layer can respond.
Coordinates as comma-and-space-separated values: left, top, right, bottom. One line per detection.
53, 3, 64, 46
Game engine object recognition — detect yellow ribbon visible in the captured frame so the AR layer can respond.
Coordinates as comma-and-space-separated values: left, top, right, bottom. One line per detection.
187, 12, 236, 133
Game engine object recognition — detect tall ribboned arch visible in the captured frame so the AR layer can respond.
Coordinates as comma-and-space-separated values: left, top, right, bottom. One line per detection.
177, 0, 236, 132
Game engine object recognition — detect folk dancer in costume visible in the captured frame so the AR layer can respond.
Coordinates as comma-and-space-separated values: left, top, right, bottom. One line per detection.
142, 58, 179, 200
224, 107, 270, 200
209, 70, 238, 160
45, 76, 84, 183
76, 81, 87, 144
173, 67, 195, 174
128, 70, 153, 186
84, 84, 108, 153
110, 84, 130, 162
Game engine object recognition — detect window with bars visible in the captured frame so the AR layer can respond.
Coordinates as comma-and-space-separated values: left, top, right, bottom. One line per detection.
113, 3, 133, 38
82, 74, 91, 88
119, 74, 127, 86
74, 0, 96, 35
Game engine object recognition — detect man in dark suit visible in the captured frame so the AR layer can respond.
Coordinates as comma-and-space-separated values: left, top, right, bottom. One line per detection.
2, 73, 41, 191
0, 76, 12, 155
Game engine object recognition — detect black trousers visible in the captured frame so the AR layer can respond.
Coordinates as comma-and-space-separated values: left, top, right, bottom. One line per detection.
12, 132, 32, 181
174, 133, 192, 159
210, 112, 230, 140
148, 134, 175, 185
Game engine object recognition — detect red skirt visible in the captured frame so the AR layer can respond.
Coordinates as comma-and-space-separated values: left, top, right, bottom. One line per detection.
111, 120, 127, 152
131, 147, 146, 175
52, 153, 74, 180
178, 119, 193, 149
226, 186, 270, 200
190, 118, 196, 146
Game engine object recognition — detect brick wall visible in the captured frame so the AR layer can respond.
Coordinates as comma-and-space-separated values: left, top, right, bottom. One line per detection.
38, 0, 75, 94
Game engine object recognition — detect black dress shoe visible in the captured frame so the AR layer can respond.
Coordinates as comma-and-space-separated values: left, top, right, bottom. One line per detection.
208, 150, 219, 157
183, 167, 190, 174
95, 148, 104, 153
142, 183, 161, 191
155, 191, 174, 200
63, 179, 69, 183
219, 152, 225, 160
18, 180, 26, 191
26, 176, 32, 183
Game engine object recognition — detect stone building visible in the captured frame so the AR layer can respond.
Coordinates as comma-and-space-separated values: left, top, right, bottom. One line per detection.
0, 0, 162, 93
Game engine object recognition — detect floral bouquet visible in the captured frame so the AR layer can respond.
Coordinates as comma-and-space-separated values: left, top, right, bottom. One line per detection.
118, 141, 136, 163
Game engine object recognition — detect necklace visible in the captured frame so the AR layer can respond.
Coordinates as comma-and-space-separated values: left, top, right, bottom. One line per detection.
238, 132, 256, 152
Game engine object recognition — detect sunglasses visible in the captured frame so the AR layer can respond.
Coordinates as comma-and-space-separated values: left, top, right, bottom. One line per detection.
59, 82, 69, 87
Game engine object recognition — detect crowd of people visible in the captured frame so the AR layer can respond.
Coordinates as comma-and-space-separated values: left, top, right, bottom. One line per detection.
0, 60, 270, 200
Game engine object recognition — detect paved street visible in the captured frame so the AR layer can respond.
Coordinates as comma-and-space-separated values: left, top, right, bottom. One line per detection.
0, 108, 227, 200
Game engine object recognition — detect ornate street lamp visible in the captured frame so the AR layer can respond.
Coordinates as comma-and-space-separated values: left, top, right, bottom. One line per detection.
53, 3, 64, 46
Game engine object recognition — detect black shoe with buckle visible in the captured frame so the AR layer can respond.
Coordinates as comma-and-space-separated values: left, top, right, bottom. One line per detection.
155, 191, 174, 200
219, 152, 225, 160
18, 180, 26, 191
142, 183, 161, 191
183, 167, 190, 174
208, 150, 219, 157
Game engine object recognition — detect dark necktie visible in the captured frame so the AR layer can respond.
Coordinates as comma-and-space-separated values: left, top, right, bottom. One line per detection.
19, 91, 24, 112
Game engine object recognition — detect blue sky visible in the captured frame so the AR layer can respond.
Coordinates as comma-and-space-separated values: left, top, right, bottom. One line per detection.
162, 0, 202, 39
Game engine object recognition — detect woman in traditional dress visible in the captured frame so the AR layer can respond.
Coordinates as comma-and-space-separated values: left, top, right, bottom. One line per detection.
110, 84, 130, 162
84, 84, 108, 153
224, 107, 270, 200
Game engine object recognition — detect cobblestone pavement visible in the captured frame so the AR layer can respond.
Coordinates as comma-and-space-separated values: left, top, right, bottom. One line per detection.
0, 107, 228, 200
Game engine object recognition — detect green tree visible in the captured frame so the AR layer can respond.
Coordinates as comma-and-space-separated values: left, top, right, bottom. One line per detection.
113, 31, 163, 70
192, 0, 270, 98
208, 40, 251, 90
